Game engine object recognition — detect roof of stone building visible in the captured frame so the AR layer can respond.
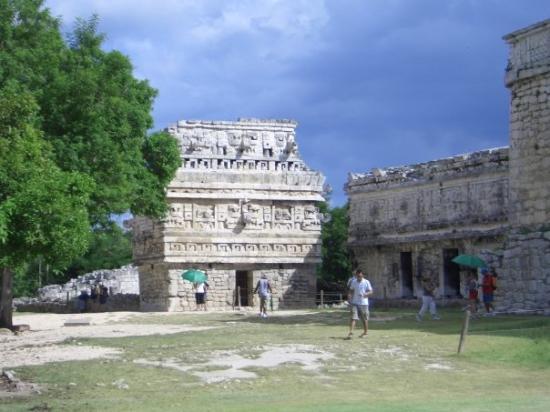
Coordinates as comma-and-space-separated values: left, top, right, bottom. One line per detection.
346, 146, 509, 190
503, 18, 550, 41
166, 118, 308, 170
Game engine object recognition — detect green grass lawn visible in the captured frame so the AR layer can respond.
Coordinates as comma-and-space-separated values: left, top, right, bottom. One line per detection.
3, 308, 550, 412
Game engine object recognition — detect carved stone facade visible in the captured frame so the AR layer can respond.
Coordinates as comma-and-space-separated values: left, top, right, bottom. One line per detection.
131, 119, 325, 311
346, 19, 550, 312
346, 149, 510, 300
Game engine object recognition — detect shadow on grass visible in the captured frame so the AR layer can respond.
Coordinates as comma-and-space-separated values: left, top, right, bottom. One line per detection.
224, 308, 550, 341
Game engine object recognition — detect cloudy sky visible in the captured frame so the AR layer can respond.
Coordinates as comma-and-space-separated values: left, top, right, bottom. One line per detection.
46, 0, 548, 206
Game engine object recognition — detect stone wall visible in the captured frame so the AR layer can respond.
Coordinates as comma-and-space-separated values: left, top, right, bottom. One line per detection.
500, 19, 550, 313
346, 149, 509, 300
347, 147, 509, 245
138, 264, 317, 312
133, 119, 325, 311
14, 265, 140, 313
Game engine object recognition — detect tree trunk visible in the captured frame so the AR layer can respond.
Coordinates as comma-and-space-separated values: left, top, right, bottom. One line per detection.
0, 266, 14, 330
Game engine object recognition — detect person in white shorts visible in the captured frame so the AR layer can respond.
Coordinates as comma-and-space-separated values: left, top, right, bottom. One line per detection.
346, 269, 373, 339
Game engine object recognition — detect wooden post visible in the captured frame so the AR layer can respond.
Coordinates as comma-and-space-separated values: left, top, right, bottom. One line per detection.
339, 293, 343, 304
320, 290, 324, 307
237, 286, 241, 309
457, 309, 471, 354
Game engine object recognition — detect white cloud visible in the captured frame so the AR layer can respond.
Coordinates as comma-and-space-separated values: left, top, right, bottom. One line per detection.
42, 0, 548, 205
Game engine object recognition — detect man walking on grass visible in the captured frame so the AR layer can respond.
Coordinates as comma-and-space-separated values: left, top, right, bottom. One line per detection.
254, 274, 272, 318
346, 269, 373, 339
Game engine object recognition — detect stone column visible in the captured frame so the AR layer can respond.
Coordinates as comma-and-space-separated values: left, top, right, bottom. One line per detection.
501, 19, 550, 313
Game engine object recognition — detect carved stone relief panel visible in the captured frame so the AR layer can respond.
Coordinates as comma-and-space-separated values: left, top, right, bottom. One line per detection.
223, 203, 242, 229
242, 202, 264, 229
301, 205, 321, 231
194, 204, 215, 230
274, 205, 293, 230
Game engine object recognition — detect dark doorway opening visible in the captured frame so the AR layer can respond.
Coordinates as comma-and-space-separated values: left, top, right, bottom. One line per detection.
235, 270, 252, 306
400, 252, 414, 297
443, 248, 461, 297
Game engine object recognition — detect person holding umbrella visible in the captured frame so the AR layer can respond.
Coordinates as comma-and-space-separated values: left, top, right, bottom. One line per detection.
194, 281, 208, 311
181, 269, 209, 311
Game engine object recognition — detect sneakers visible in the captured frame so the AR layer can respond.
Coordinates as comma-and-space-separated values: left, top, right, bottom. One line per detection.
432, 315, 441, 320
260, 312, 268, 318
416, 314, 422, 322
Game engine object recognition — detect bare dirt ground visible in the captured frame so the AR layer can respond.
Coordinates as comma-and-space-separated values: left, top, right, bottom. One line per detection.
1, 312, 212, 369
0, 311, 217, 398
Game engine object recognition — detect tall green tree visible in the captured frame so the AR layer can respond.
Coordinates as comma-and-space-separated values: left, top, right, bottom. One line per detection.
0, 1, 181, 328
0, 83, 93, 328
318, 203, 352, 283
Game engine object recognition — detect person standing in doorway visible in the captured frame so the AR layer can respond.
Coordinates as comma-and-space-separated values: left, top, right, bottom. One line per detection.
416, 277, 441, 321
346, 269, 373, 339
481, 268, 497, 316
254, 274, 272, 318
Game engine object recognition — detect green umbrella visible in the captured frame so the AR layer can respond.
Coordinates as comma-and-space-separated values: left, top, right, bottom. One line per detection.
451, 254, 487, 269
181, 269, 207, 283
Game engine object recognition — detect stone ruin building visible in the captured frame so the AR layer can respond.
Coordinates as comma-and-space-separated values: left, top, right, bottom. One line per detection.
346, 19, 550, 313
131, 119, 326, 311
346, 148, 509, 301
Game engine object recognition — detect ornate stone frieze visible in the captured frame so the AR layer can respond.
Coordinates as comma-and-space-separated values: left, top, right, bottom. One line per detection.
161, 201, 326, 233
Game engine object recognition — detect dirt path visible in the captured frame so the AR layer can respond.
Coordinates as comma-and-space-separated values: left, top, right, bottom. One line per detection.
1, 312, 213, 369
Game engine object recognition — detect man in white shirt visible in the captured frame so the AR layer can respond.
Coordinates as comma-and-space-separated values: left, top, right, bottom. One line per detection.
346, 269, 373, 339
254, 274, 273, 318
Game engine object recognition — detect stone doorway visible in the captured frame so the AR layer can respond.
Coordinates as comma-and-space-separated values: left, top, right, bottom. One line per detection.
235, 270, 253, 306
442, 248, 461, 297
400, 252, 414, 297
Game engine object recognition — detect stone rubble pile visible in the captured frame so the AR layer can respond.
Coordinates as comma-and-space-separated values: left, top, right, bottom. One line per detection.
14, 265, 140, 313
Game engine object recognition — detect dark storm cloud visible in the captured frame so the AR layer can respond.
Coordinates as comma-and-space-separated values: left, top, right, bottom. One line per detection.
47, 0, 549, 205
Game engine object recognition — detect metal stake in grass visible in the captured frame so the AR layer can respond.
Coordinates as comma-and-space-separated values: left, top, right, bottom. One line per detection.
457, 310, 471, 354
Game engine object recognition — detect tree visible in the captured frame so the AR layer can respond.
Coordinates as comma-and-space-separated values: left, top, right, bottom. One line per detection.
0, 83, 92, 328
0, 1, 181, 328
318, 203, 352, 283
65, 223, 133, 278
